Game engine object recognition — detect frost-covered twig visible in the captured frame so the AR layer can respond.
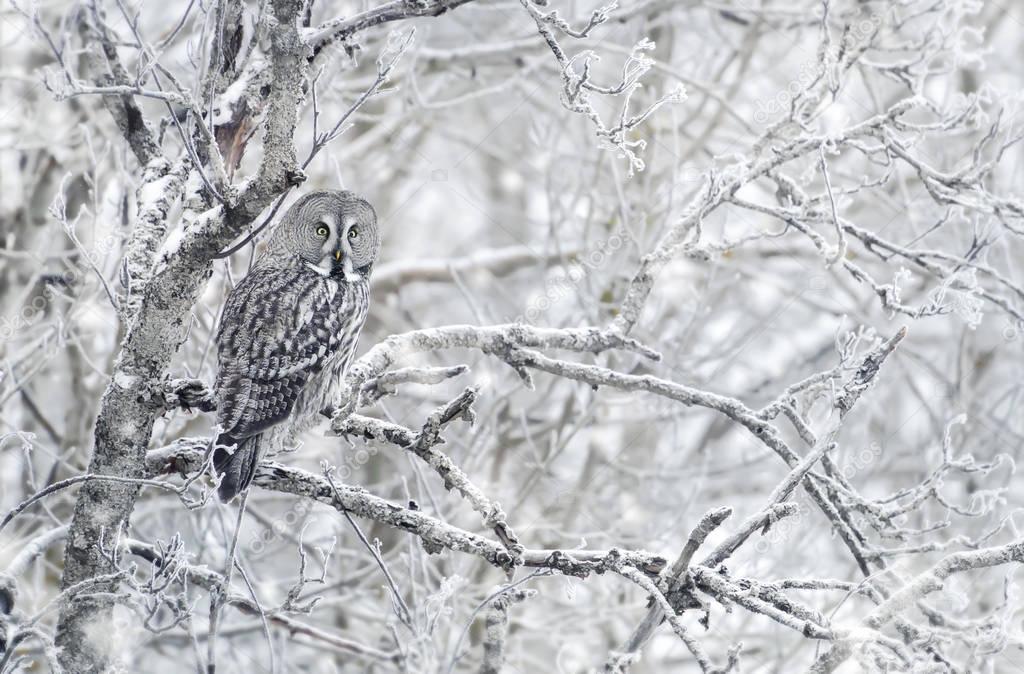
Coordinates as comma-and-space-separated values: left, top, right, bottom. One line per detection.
334, 387, 523, 555
615, 565, 717, 673
519, 0, 685, 173
123, 538, 398, 661
145, 441, 668, 577
479, 588, 533, 674
616, 507, 732, 659
811, 540, 1024, 672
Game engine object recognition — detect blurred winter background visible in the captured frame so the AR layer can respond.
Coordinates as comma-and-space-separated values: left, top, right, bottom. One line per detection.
1, 0, 1023, 672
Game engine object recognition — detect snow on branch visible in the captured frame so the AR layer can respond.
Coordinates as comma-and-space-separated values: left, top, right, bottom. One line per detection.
4, 0, 1023, 671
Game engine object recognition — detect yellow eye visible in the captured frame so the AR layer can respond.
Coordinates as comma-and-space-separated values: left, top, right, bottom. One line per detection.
348, 227, 359, 240
315, 224, 329, 238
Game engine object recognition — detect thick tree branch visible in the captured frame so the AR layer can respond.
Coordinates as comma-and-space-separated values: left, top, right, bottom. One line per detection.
54, 1, 310, 670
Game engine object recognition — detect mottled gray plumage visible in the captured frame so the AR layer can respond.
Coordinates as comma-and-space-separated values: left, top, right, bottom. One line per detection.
213, 190, 379, 501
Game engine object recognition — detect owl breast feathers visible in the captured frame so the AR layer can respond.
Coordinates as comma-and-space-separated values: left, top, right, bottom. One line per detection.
215, 265, 367, 440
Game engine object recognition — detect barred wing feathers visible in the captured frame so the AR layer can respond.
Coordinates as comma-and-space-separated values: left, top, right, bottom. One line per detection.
214, 265, 357, 442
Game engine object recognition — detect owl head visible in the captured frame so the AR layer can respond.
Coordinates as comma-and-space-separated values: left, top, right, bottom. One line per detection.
261, 190, 380, 279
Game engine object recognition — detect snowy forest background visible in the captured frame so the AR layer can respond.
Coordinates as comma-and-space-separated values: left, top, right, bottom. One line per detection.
1, 0, 1024, 672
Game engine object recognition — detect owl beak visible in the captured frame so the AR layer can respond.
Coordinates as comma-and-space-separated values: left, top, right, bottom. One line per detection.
334, 250, 342, 262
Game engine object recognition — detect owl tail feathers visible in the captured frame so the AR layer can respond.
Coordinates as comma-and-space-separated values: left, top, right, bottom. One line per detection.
213, 433, 263, 503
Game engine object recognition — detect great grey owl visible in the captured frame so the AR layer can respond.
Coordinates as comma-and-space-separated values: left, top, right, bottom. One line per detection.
212, 190, 379, 502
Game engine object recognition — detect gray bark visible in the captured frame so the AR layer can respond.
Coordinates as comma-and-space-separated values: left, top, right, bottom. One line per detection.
54, 1, 308, 669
